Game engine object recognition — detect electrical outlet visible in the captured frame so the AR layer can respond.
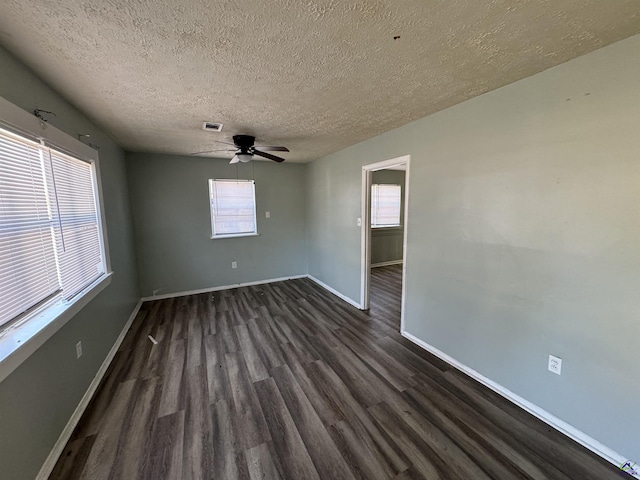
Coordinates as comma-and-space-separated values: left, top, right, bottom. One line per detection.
265, 211, 270, 218
76, 341, 83, 359
357, 218, 362, 227
548, 355, 562, 375
232, 261, 237, 269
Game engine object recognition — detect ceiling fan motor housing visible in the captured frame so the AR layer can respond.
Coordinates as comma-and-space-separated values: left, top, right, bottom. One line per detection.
233, 135, 256, 150
228, 134, 287, 163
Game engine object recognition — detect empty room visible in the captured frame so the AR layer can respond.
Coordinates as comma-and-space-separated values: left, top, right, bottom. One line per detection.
0, 1, 639, 479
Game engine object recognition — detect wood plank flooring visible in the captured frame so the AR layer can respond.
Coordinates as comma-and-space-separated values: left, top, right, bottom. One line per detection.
49, 266, 630, 479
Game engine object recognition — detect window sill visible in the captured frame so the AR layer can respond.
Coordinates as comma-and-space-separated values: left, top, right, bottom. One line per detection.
0, 272, 113, 384
210, 233, 260, 240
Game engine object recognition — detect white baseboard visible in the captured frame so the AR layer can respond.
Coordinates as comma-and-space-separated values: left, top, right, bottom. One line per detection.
306, 275, 363, 309
36, 298, 144, 480
145, 275, 364, 312
142, 274, 308, 301
401, 330, 639, 479
371, 260, 403, 268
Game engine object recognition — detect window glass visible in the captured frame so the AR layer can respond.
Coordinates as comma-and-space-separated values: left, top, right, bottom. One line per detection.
0, 127, 106, 328
209, 179, 257, 237
371, 184, 401, 228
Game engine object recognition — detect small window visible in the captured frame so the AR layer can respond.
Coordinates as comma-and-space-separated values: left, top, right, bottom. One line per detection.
209, 179, 257, 238
371, 184, 401, 228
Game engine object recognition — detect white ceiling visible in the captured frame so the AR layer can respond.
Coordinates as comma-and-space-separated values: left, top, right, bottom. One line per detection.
1, 1, 639, 162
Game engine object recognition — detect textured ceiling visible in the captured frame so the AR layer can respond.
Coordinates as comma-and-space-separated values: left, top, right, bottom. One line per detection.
1, 1, 639, 162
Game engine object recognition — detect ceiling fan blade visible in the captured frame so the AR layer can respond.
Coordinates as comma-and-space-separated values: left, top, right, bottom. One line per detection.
191, 149, 235, 155
254, 145, 289, 152
215, 140, 238, 146
253, 150, 285, 163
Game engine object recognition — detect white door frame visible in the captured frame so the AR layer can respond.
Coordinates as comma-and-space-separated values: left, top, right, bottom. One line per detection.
360, 155, 410, 331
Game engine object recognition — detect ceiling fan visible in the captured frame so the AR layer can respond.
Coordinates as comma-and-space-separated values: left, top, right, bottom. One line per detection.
192, 135, 289, 164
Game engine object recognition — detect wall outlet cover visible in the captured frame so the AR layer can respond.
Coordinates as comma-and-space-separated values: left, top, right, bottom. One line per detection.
548, 355, 562, 375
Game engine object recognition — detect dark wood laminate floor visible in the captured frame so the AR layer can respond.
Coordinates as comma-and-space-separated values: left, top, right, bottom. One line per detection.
49, 266, 630, 479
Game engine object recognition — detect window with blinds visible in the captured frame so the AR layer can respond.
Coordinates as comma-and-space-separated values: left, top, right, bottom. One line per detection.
371, 184, 402, 228
0, 126, 106, 329
209, 179, 257, 237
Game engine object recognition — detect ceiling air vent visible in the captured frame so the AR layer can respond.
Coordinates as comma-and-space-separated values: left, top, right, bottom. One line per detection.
202, 122, 223, 132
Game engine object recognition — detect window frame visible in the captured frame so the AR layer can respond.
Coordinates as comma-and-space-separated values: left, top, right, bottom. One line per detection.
371, 183, 402, 229
0, 96, 112, 383
208, 178, 259, 240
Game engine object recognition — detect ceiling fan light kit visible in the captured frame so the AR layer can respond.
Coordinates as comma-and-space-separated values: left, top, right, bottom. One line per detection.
236, 153, 253, 163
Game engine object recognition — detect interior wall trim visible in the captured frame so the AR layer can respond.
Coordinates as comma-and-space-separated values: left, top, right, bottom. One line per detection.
35, 298, 144, 480
306, 275, 363, 309
140, 275, 308, 301
401, 330, 638, 478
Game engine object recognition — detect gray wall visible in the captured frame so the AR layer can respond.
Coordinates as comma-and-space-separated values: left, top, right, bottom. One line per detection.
371, 170, 405, 265
306, 35, 640, 461
127, 153, 307, 296
0, 48, 140, 479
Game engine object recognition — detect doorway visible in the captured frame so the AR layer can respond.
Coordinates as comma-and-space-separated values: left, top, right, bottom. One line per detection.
361, 155, 410, 331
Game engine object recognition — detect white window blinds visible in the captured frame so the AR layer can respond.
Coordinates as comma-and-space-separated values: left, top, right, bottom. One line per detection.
0, 130, 60, 327
0, 127, 105, 328
49, 149, 104, 299
209, 179, 257, 237
371, 184, 401, 228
